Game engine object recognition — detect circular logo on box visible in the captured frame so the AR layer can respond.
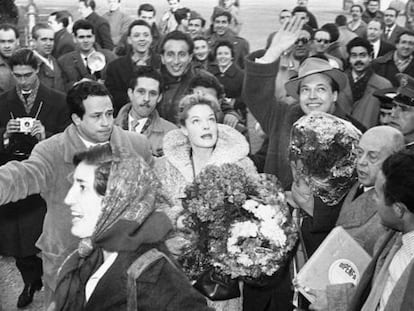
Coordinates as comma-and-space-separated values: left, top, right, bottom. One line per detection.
328, 259, 360, 285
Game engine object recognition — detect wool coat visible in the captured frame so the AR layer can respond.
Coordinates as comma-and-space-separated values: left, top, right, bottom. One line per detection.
338, 70, 393, 129
85, 12, 114, 51
381, 24, 406, 45
0, 124, 152, 291
0, 84, 69, 257
52, 28, 76, 60
0, 54, 14, 94
115, 104, 177, 157
372, 50, 414, 87
37, 55, 65, 92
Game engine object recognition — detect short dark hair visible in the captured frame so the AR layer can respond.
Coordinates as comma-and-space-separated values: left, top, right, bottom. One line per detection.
138, 3, 156, 16
9, 48, 38, 70
321, 23, 339, 42
187, 72, 225, 99
73, 144, 113, 196
368, 18, 385, 30
127, 19, 152, 36
385, 7, 399, 17
212, 10, 232, 23
193, 35, 208, 43
174, 7, 190, 25
72, 19, 95, 36
396, 30, 414, 44
0, 23, 19, 38
67, 80, 112, 119
79, 0, 96, 10
350, 4, 363, 13
292, 6, 309, 16
346, 37, 373, 56
160, 30, 194, 55
50, 10, 72, 28
31, 23, 53, 40
335, 15, 347, 27
367, 0, 379, 5
128, 66, 164, 93
382, 150, 414, 213
213, 40, 235, 58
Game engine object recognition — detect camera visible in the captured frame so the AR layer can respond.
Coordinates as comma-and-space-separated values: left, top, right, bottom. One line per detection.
16, 117, 35, 133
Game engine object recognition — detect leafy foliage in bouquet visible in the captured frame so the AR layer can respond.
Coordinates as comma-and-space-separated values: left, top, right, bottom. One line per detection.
179, 163, 298, 280
289, 112, 362, 205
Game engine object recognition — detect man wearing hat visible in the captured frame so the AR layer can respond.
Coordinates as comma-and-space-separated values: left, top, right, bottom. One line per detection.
242, 16, 363, 311
373, 87, 398, 125
389, 73, 414, 148
188, 11, 206, 39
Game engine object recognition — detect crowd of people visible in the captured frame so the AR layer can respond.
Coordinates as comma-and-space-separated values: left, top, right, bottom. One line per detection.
0, 0, 414, 310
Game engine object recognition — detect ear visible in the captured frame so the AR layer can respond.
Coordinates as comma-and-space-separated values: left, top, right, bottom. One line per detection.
333, 90, 338, 103
161, 54, 165, 65
393, 202, 407, 218
71, 113, 81, 126
127, 88, 133, 101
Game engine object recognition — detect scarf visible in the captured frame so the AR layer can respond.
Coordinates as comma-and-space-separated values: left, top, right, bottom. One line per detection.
348, 67, 373, 103
52, 156, 173, 311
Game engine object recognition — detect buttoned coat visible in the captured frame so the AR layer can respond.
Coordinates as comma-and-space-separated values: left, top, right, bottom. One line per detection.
52, 28, 76, 59
381, 24, 406, 45
37, 56, 65, 92
372, 50, 414, 86
0, 124, 152, 291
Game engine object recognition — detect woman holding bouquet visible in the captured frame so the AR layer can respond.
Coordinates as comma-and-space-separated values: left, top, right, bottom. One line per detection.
155, 93, 257, 310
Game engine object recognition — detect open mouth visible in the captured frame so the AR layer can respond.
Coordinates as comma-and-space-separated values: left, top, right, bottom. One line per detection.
201, 134, 213, 139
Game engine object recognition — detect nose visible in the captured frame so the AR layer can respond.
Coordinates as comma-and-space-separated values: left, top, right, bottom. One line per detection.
390, 105, 400, 118
64, 186, 75, 206
357, 153, 367, 166
100, 114, 111, 127
309, 88, 318, 99
143, 91, 150, 101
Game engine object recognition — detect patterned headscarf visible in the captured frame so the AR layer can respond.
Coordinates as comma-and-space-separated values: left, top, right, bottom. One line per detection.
52, 155, 173, 311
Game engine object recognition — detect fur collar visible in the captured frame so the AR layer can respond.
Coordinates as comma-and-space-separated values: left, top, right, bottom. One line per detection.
163, 124, 249, 182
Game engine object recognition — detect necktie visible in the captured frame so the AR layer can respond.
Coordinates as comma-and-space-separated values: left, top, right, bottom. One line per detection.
84, 57, 91, 74
385, 28, 391, 39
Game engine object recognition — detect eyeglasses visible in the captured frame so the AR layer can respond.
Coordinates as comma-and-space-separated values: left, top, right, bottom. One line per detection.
295, 37, 309, 45
314, 38, 330, 44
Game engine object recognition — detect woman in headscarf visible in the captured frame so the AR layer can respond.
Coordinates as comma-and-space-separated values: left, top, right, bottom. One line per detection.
49, 144, 212, 311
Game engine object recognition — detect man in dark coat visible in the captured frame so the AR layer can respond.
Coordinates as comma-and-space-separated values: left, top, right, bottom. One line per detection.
78, 0, 114, 51
58, 19, 116, 91
362, 0, 384, 24
372, 31, 414, 87
0, 48, 70, 308
382, 7, 406, 45
367, 19, 395, 59
48, 11, 76, 59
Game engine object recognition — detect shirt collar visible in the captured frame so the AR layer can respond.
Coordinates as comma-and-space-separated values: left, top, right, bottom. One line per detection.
78, 133, 109, 149
401, 231, 414, 258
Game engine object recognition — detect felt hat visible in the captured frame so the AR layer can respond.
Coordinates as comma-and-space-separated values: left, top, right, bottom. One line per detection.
285, 57, 347, 99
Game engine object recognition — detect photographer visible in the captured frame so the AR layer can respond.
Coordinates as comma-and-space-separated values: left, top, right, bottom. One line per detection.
0, 48, 70, 308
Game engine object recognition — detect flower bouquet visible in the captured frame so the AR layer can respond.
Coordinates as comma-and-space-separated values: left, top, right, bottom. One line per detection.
288, 112, 362, 205
178, 163, 298, 299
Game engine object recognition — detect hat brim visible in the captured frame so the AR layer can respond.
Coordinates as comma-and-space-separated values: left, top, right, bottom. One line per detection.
285, 68, 347, 99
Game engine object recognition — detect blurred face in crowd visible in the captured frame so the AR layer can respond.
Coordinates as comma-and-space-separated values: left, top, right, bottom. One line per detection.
213, 15, 230, 36
395, 34, 414, 59
313, 30, 331, 54
168, 0, 180, 11
349, 45, 372, 75
193, 39, 209, 61
188, 18, 204, 38
379, 108, 392, 125
279, 10, 292, 25
128, 77, 162, 119
128, 25, 152, 54
355, 128, 396, 187
74, 28, 95, 54
367, 20, 382, 42
297, 0, 308, 7
107, 0, 120, 12
384, 9, 397, 27
293, 29, 311, 60
73, 95, 114, 143
48, 15, 63, 32
0, 29, 18, 58
294, 12, 309, 24
78, 1, 91, 18
350, 5, 363, 21
65, 162, 103, 239
12, 65, 39, 92
299, 73, 337, 115
216, 45, 233, 68
367, 0, 380, 14
223, 0, 235, 9
182, 104, 218, 150
161, 39, 192, 77
390, 100, 414, 139
138, 10, 156, 26
34, 28, 54, 57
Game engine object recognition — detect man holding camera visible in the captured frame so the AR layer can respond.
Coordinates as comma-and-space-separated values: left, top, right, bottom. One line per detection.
0, 48, 70, 308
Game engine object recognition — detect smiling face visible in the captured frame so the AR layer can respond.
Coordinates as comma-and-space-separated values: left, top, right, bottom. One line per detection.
73, 95, 114, 143
128, 77, 161, 119
128, 25, 152, 54
396, 34, 414, 59
213, 15, 230, 36
349, 45, 372, 75
161, 39, 192, 77
65, 162, 103, 239
299, 73, 337, 114
188, 18, 203, 38
216, 45, 233, 68
74, 28, 95, 54
193, 39, 209, 61
367, 0, 379, 13
182, 104, 218, 150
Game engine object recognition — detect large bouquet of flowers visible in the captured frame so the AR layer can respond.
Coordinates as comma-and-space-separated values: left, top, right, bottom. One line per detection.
289, 112, 362, 205
178, 163, 298, 282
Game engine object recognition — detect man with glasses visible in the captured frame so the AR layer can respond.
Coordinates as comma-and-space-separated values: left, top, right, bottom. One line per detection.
0, 48, 69, 308
0, 23, 18, 94
373, 31, 414, 86
311, 28, 343, 69
388, 74, 414, 148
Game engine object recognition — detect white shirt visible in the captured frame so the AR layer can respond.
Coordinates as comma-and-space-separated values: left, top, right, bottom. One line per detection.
378, 231, 414, 310
85, 252, 118, 302
128, 113, 148, 133
372, 40, 381, 58
78, 134, 109, 149
384, 24, 396, 39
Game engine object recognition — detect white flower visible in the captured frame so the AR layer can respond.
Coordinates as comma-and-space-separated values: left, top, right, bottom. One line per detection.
227, 221, 258, 254
236, 253, 253, 266
260, 219, 287, 247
